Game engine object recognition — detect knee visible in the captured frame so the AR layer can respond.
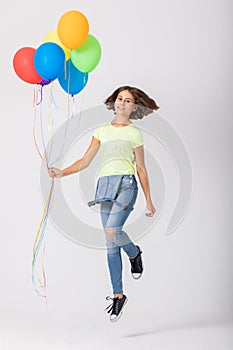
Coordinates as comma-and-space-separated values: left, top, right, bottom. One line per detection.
105, 227, 123, 238
105, 227, 116, 239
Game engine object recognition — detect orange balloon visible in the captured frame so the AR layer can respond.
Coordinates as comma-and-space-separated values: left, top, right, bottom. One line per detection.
57, 10, 89, 50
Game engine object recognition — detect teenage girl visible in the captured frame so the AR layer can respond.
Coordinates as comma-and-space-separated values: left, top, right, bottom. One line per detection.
48, 86, 159, 322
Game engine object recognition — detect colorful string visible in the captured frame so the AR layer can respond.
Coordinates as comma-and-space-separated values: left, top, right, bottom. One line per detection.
32, 81, 83, 302
32, 177, 54, 300
32, 84, 54, 301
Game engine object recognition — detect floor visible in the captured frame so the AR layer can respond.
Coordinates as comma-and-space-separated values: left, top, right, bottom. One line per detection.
0, 309, 232, 350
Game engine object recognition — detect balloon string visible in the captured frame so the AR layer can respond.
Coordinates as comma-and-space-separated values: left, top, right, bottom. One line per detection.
80, 93, 84, 119
33, 83, 59, 169
31, 74, 83, 301
47, 90, 51, 140
31, 85, 54, 302
47, 84, 56, 163
48, 103, 72, 167
84, 74, 87, 87
32, 177, 54, 301
39, 99, 49, 170
68, 93, 71, 116
48, 69, 72, 167
33, 86, 44, 160
50, 82, 59, 109
64, 56, 67, 80
38, 86, 43, 105
35, 85, 43, 106
71, 95, 75, 118
66, 59, 70, 98
32, 86, 37, 108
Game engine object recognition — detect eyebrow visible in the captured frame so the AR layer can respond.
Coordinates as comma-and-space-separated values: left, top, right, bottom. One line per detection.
118, 94, 133, 101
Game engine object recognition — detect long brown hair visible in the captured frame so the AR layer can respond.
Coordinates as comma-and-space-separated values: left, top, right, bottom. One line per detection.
104, 86, 159, 119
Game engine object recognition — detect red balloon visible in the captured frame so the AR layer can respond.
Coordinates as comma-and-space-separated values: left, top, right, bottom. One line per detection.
13, 47, 42, 84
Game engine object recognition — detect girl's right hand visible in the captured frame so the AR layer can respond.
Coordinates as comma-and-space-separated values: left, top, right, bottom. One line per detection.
145, 199, 156, 217
48, 167, 62, 178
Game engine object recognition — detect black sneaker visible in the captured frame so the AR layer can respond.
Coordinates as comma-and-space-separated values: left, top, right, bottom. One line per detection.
130, 245, 143, 279
105, 295, 128, 322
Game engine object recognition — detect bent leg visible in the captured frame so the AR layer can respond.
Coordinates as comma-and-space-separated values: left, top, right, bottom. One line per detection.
104, 201, 139, 259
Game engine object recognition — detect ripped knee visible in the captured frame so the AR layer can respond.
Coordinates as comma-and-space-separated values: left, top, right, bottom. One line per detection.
105, 227, 116, 238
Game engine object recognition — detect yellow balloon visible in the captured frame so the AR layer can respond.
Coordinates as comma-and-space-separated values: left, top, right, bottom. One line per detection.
43, 29, 70, 60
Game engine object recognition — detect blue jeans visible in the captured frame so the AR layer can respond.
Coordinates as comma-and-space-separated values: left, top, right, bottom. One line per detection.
100, 175, 139, 295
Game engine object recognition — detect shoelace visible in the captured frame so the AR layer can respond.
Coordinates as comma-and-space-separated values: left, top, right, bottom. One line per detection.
105, 296, 121, 314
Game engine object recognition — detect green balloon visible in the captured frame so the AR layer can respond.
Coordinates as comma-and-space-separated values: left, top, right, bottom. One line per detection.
71, 34, 101, 73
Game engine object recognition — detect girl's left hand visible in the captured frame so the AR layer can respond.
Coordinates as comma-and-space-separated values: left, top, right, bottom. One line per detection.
146, 199, 156, 217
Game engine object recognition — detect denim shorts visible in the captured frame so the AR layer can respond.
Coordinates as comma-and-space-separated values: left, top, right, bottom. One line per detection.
115, 175, 138, 210
88, 174, 138, 211
100, 175, 138, 228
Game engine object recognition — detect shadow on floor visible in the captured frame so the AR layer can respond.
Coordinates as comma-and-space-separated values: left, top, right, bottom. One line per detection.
123, 318, 232, 338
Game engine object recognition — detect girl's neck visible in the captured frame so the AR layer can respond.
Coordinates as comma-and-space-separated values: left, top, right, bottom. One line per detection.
112, 114, 132, 126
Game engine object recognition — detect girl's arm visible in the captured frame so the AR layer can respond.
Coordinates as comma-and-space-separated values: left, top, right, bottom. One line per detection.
48, 136, 100, 178
134, 145, 156, 217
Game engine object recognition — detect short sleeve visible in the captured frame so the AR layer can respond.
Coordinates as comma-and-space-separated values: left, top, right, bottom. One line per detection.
93, 126, 102, 140
132, 127, 144, 148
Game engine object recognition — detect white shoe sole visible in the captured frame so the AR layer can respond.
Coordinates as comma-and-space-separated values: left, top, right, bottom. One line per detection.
131, 272, 143, 279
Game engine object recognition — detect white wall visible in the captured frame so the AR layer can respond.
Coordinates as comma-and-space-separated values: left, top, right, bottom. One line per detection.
0, 0, 232, 327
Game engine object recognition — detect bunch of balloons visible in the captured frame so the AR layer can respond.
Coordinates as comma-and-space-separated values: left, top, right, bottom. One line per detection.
13, 10, 102, 95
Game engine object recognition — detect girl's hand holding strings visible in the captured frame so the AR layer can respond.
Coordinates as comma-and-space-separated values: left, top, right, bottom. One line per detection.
48, 167, 62, 178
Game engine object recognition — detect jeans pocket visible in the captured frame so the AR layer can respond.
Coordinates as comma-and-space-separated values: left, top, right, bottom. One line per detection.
119, 186, 138, 211
121, 176, 137, 189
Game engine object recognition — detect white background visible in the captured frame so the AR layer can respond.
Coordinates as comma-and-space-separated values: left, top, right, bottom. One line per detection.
0, 0, 232, 349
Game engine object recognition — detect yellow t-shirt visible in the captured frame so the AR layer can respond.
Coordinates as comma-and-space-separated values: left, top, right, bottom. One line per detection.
93, 122, 144, 176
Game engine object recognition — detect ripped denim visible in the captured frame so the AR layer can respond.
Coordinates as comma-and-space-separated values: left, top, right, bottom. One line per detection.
100, 175, 139, 294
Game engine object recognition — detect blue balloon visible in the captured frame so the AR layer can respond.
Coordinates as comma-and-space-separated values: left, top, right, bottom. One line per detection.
58, 59, 88, 95
34, 42, 65, 81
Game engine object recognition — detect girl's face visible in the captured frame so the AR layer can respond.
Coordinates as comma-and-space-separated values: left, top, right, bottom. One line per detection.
114, 90, 137, 118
